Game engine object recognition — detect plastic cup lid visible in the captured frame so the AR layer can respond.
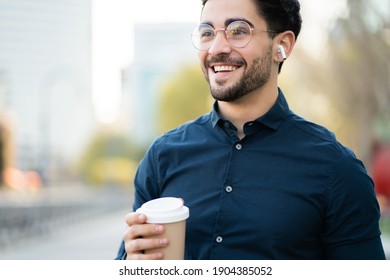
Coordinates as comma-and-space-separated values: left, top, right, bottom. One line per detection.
136, 197, 189, 224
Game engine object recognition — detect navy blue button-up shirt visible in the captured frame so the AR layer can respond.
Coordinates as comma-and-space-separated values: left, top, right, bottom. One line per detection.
116, 89, 385, 260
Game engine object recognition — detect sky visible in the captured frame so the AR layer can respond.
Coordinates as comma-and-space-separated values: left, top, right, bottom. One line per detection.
91, 0, 202, 124
91, 0, 347, 124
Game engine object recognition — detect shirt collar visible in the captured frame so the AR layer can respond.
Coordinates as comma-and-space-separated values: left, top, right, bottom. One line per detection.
211, 102, 222, 128
210, 88, 291, 130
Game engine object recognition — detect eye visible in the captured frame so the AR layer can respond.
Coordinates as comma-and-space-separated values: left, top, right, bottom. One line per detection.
200, 29, 214, 38
196, 24, 214, 39
227, 21, 251, 37
229, 27, 248, 36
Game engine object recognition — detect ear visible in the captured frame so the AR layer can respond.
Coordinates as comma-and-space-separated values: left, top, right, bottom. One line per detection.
274, 31, 296, 63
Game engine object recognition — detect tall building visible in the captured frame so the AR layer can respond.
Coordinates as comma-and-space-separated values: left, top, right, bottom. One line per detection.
123, 22, 198, 144
0, 0, 95, 183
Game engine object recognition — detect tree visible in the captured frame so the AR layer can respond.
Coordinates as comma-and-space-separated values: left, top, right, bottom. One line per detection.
157, 64, 211, 134
290, 0, 390, 168
325, 0, 390, 166
76, 130, 146, 186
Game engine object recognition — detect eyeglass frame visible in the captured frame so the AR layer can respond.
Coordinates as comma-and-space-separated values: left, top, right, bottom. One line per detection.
191, 20, 279, 51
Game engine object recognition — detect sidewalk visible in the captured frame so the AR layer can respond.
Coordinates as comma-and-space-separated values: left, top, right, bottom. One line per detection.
0, 207, 130, 260
1, 208, 389, 259
382, 234, 390, 259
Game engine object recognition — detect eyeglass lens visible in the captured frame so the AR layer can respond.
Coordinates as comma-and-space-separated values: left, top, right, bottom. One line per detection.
191, 20, 252, 50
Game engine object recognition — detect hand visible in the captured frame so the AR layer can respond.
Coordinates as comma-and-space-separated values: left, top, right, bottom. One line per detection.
123, 212, 169, 260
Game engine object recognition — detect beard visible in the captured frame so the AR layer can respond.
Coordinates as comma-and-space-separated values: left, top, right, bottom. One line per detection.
204, 45, 273, 102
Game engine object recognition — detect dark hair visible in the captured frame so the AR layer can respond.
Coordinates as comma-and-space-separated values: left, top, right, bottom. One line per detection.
201, 0, 302, 72
201, 0, 301, 38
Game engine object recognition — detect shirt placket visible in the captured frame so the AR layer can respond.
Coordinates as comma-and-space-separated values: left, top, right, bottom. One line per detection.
210, 121, 242, 258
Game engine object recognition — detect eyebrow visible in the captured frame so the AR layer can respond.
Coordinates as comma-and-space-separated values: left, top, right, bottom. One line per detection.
225, 18, 254, 28
201, 17, 255, 28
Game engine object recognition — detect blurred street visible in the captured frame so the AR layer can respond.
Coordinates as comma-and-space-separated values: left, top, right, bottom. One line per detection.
383, 234, 390, 259
0, 207, 128, 260
0, 184, 132, 260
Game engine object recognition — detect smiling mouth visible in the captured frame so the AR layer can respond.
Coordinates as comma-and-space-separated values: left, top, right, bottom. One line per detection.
213, 65, 238, 73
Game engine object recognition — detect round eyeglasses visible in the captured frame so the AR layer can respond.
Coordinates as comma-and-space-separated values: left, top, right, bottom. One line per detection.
191, 20, 276, 51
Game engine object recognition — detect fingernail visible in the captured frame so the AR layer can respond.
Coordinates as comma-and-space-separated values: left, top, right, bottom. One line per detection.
138, 214, 146, 222
156, 252, 164, 259
160, 238, 168, 246
155, 225, 164, 233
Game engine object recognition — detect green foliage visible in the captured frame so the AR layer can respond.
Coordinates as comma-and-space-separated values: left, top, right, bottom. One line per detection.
157, 63, 212, 133
380, 215, 390, 235
83, 157, 138, 187
76, 131, 146, 186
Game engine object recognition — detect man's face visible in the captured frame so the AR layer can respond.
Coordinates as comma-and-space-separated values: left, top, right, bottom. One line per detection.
198, 0, 275, 102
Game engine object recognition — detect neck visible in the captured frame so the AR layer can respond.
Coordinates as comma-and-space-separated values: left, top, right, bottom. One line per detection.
217, 83, 279, 139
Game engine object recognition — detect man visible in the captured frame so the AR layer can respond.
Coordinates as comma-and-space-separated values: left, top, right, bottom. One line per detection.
116, 0, 386, 259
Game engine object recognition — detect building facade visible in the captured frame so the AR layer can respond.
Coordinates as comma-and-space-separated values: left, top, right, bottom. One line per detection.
123, 22, 198, 144
0, 0, 95, 183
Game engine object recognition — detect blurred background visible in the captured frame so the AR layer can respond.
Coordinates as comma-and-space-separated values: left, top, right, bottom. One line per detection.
0, 0, 389, 259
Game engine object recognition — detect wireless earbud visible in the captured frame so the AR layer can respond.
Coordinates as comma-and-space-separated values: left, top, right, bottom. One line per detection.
278, 45, 287, 61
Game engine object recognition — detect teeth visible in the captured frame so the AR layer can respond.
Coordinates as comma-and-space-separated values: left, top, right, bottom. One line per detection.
213, 65, 237, 72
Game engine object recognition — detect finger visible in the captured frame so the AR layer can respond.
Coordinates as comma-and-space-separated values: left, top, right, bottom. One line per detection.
125, 237, 169, 256
124, 223, 165, 240
126, 251, 164, 260
125, 212, 147, 226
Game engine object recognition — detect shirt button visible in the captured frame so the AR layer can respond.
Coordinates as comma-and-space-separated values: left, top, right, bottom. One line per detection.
216, 236, 223, 243
225, 186, 233, 193
235, 143, 242, 150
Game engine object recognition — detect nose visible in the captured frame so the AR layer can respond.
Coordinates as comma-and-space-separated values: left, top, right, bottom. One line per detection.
208, 30, 232, 55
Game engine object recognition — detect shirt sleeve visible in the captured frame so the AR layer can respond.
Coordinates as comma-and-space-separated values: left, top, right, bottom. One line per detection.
322, 145, 386, 259
132, 140, 162, 211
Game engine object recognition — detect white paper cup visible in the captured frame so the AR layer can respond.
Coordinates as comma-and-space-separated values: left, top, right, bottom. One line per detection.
136, 197, 189, 259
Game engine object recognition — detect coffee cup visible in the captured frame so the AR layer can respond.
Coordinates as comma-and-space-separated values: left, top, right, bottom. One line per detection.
136, 197, 189, 260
